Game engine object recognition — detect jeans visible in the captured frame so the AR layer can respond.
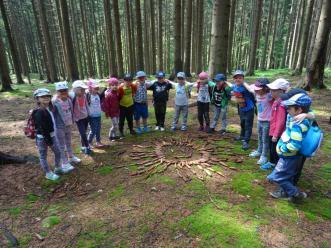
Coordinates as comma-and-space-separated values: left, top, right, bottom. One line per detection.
257, 121, 270, 157
269, 136, 280, 164
88, 116, 101, 143
197, 101, 210, 126
109, 117, 120, 138
293, 156, 306, 186
172, 105, 188, 128
56, 125, 73, 165
267, 157, 302, 197
239, 108, 254, 143
36, 136, 61, 173
154, 101, 167, 127
211, 106, 228, 130
76, 117, 89, 148
119, 105, 134, 133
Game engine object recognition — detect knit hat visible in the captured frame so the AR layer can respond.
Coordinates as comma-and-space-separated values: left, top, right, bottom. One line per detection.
282, 93, 312, 107
254, 78, 270, 91
267, 78, 290, 91
107, 77, 119, 86
198, 71, 209, 80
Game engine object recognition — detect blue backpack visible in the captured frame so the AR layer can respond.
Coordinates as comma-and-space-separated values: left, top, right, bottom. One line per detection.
299, 121, 323, 157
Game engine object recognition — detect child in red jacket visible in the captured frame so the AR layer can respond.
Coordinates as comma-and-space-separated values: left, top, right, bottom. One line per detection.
103, 77, 121, 141
260, 79, 289, 170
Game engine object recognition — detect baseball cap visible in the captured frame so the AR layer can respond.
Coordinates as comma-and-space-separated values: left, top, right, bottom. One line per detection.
280, 88, 307, 100
123, 73, 133, 81
177, 72, 186, 79
55, 81, 69, 91
72, 80, 87, 89
214, 73, 227, 82
233, 70, 245, 78
136, 71, 146, 78
198, 71, 209, 80
282, 93, 312, 107
267, 78, 290, 91
254, 78, 270, 91
156, 71, 165, 78
33, 88, 52, 98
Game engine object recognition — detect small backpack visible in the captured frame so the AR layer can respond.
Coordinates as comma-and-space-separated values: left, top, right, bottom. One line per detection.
24, 109, 37, 139
299, 121, 324, 157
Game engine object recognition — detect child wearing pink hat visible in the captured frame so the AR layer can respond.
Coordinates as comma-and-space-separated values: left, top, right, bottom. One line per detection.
103, 78, 121, 141
195, 72, 216, 131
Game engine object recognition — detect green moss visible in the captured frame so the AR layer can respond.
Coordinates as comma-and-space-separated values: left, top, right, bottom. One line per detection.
26, 193, 40, 203
77, 231, 108, 248
108, 185, 125, 201
96, 165, 113, 176
180, 204, 262, 247
8, 206, 23, 217
231, 173, 266, 198
183, 178, 208, 195
129, 164, 138, 172
147, 174, 176, 186
41, 215, 61, 228
19, 234, 33, 248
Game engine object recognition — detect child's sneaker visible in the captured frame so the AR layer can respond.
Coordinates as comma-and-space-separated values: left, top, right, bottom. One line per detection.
136, 127, 142, 135
288, 192, 307, 203
119, 132, 125, 138
198, 126, 204, 131
249, 150, 261, 158
155, 126, 160, 131
160, 127, 165, 132
234, 136, 244, 141
130, 129, 137, 135
269, 189, 287, 199
95, 142, 106, 148
219, 129, 226, 134
204, 125, 210, 132
143, 126, 150, 132
55, 163, 75, 174
260, 162, 275, 170
171, 126, 176, 131
181, 126, 187, 131
70, 156, 81, 164
45, 171, 60, 181
82, 147, 93, 155
208, 127, 215, 133
257, 156, 268, 165
242, 141, 250, 150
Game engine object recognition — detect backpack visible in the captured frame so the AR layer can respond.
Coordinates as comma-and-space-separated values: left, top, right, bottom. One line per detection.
299, 120, 323, 157
24, 109, 37, 139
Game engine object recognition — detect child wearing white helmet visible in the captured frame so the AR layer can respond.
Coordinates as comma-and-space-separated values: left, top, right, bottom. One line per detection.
71, 80, 92, 155
33, 88, 62, 181
53, 81, 81, 170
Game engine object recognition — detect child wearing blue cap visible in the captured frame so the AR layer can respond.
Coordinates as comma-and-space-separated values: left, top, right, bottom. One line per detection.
169, 72, 194, 131
148, 71, 173, 131
209, 73, 232, 134
267, 93, 312, 202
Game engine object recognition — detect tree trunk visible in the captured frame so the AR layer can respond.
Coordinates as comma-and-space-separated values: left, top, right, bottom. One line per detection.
150, 0, 156, 73
37, 0, 58, 82
227, 0, 236, 74
246, 0, 263, 76
158, 0, 163, 70
112, 0, 124, 77
135, 0, 144, 71
174, 0, 183, 73
0, 0, 24, 84
267, 1, 279, 69
183, 0, 192, 76
0, 35, 13, 91
143, 0, 151, 74
59, 0, 79, 81
125, 0, 134, 73
305, 0, 331, 90
104, 0, 117, 77
208, 0, 231, 76
196, 0, 204, 73
261, 0, 273, 70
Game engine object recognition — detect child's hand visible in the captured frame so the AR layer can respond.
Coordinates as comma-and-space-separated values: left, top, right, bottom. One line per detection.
293, 113, 308, 124
272, 136, 278, 142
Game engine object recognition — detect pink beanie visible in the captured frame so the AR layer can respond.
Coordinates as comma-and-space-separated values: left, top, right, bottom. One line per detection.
198, 71, 209, 80
107, 77, 119, 86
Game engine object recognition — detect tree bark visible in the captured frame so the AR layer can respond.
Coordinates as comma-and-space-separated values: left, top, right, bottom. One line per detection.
135, 0, 144, 71
0, 35, 13, 91
246, 0, 263, 76
261, 0, 273, 70
0, 0, 24, 84
305, 0, 331, 90
267, 1, 279, 69
208, 0, 231, 76
158, 0, 163, 70
113, 0, 124, 77
174, 0, 183, 73
196, 0, 204, 73
150, 0, 156, 73
125, 0, 134, 73
104, 0, 117, 77
227, 0, 236, 74
183, 0, 192, 76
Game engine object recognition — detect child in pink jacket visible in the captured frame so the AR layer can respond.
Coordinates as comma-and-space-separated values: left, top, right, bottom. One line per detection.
260, 78, 290, 170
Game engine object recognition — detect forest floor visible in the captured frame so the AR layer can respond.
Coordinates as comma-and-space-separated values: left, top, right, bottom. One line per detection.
0, 69, 330, 248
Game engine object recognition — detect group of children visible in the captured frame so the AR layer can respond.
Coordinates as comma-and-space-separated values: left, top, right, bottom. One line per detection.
30, 69, 315, 202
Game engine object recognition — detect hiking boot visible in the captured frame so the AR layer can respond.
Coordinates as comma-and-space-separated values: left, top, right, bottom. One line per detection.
260, 162, 275, 171
70, 156, 81, 164
288, 192, 307, 203
269, 189, 287, 199
249, 150, 261, 158
257, 156, 268, 165
45, 171, 60, 181
136, 127, 142, 135
242, 141, 250, 150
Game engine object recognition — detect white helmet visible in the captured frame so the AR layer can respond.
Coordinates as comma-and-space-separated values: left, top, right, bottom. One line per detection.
55, 81, 69, 91
33, 88, 52, 98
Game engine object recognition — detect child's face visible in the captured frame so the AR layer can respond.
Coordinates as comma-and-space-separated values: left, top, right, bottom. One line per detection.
255, 89, 265, 96
177, 77, 185, 84
74, 87, 85, 96
271, 89, 283, 99
124, 80, 132, 86
138, 76, 145, 82
91, 87, 99, 94
234, 75, 244, 86
57, 89, 68, 99
216, 81, 224, 88
287, 106, 302, 117
157, 77, 165, 83
38, 95, 51, 106
110, 84, 118, 91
